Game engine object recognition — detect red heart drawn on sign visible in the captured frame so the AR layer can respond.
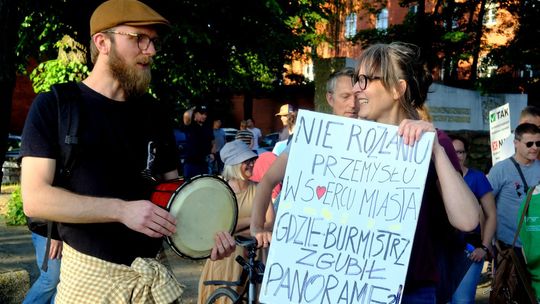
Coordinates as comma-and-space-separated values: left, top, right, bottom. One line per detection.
316, 186, 326, 199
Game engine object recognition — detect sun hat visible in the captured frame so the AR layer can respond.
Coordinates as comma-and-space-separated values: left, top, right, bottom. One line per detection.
90, 0, 170, 36
220, 140, 257, 166
275, 104, 294, 116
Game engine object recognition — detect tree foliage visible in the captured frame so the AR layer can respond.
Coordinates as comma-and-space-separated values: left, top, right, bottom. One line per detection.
29, 36, 89, 93
351, 0, 539, 99
478, 0, 540, 97
14, 0, 328, 111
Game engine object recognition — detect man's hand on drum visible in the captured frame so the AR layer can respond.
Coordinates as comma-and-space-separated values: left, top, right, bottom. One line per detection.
120, 200, 177, 238
251, 226, 272, 249
210, 231, 236, 261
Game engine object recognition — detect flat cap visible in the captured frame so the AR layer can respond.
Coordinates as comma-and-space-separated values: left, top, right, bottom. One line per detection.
90, 0, 170, 36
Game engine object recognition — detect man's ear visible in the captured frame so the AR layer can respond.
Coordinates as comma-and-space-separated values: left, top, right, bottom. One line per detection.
392, 79, 407, 99
326, 92, 334, 108
93, 33, 110, 54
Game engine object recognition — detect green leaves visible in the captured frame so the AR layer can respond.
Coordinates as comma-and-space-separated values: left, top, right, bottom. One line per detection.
16, 0, 328, 118
28, 35, 89, 93
4, 185, 26, 226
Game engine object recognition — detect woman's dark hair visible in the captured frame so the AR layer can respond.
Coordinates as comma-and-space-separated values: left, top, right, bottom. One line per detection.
449, 135, 469, 152
356, 42, 433, 120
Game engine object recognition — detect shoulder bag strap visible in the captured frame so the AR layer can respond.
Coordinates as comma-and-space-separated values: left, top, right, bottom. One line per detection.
512, 185, 535, 247
510, 157, 529, 193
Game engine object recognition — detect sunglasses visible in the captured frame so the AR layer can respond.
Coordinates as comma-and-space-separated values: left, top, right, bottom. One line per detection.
523, 141, 540, 148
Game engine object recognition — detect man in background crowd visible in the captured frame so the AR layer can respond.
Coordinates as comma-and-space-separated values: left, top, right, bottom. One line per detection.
489, 123, 540, 263
499, 106, 540, 161
275, 104, 295, 141
246, 118, 262, 153
211, 118, 226, 174
183, 105, 215, 179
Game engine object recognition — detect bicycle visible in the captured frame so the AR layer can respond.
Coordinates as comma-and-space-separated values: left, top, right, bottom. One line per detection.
204, 235, 265, 304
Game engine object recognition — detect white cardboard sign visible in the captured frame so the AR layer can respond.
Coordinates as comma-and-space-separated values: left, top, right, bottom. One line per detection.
260, 110, 434, 304
489, 103, 512, 165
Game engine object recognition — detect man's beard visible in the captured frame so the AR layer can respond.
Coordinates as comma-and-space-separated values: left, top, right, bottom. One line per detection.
109, 45, 152, 98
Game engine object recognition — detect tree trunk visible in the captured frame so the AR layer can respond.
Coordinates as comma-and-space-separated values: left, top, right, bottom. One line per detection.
470, 0, 487, 83
0, 0, 21, 190
416, 0, 427, 51
442, 0, 456, 82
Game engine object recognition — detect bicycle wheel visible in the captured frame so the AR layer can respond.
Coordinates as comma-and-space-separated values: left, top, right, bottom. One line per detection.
205, 287, 242, 304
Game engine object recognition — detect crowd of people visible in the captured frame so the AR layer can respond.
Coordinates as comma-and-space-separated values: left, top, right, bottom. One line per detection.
17, 0, 540, 303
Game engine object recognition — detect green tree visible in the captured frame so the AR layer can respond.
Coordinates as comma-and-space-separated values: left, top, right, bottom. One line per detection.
150, 0, 328, 116
16, 0, 328, 113
350, 0, 539, 97
479, 0, 540, 102
1, 0, 27, 191
1, 0, 329, 178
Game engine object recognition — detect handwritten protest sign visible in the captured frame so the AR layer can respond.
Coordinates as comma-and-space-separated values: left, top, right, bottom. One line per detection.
260, 110, 434, 304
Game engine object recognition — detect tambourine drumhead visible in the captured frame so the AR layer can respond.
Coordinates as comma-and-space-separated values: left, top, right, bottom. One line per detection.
166, 175, 238, 259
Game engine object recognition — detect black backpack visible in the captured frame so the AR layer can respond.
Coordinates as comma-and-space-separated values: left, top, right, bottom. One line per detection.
26, 82, 81, 271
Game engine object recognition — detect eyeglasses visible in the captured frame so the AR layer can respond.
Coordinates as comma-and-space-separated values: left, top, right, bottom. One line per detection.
523, 141, 540, 148
242, 159, 256, 166
352, 74, 381, 90
102, 30, 161, 52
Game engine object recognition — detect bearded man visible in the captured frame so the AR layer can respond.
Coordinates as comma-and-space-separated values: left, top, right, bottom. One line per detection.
20, 0, 234, 302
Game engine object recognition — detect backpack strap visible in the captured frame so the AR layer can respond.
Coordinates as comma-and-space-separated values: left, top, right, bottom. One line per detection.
41, 221, 53, 271
37, 82, 81, 272
52, 82, 82, 179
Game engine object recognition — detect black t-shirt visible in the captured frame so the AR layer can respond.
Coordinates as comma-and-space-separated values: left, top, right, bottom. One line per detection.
183, 123, 214, 164
21, 83, 178, 265
404, 162, 466, 295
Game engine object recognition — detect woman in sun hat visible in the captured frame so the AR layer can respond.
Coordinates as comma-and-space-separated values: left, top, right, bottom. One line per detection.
197, 140, 273, 303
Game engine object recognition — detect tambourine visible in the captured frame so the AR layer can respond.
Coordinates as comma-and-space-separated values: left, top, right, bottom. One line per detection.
152, 175, 238, 259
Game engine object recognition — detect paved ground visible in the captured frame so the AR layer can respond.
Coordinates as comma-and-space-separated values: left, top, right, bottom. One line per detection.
0, 189, 491, 303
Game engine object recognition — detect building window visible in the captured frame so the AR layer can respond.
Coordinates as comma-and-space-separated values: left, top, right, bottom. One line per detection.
344, 13, 357, 39
483, 3, 497, 26
521, 65, 533, 78
479, 65, 498, 78
303, 62, 314, 81
376, 8, 388, 29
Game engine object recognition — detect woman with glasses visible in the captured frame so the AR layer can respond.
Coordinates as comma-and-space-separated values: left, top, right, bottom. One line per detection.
198, 140, 273, 303
351, 42, 479, 303
450, 135, 497, 304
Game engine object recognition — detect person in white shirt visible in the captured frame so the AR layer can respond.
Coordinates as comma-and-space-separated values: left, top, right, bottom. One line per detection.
246, 118, 262, 151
